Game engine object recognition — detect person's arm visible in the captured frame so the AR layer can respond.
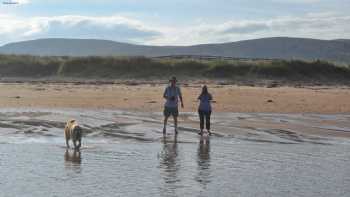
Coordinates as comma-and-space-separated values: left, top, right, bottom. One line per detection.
178, 87, 184, 108
209, 94, 213, 101
163, 87, 168, 99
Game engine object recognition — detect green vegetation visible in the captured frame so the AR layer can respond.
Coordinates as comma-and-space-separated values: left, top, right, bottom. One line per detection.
0, 54, 349, 84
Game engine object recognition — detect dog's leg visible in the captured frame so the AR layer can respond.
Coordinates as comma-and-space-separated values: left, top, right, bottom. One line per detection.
73, 140, 78, 150
66, 138, 70, 149
64, 126, 70, 148
77, 139, 82, 149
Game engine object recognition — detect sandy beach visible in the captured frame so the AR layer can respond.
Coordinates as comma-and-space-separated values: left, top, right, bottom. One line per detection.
0, 83, 349, 196
0, 82, 350, 113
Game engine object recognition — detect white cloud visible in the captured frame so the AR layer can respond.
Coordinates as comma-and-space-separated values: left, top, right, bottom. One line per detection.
147, 12, 350, 45
32, 15, 161, 42
16, 0, 30, 4
0, 14, 161, 44
0, 12, 349, 46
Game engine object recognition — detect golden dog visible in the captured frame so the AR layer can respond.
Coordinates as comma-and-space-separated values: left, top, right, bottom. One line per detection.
64, 119, 82, 150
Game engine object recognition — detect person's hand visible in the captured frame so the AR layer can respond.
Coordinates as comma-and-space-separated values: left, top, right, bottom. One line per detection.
181, 103, 184, 108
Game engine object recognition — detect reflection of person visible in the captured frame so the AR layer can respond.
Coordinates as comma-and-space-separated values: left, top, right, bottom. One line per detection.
163, 76, 184, 135
159, 135, 179, 195
196, 136, 211, 188
198, 136, 210, 160
160, 135, 178, 167
197, 85, 213, 135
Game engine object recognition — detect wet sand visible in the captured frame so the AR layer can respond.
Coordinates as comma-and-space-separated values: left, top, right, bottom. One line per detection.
0, 108, 350, 197
0, 82, 350, 113
1, 108, 349, 143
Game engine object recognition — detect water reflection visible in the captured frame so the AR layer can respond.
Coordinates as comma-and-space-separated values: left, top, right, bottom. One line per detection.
64, 149, 82, 164
64, 149, 82, 173
196, 136, 211, 189
159, 135, 180, 195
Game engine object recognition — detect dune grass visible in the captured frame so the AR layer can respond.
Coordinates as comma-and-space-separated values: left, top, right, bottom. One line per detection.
0, 54, 349, 84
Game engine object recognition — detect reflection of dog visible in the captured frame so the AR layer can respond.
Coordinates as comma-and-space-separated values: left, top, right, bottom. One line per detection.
64, 119, 82, 149
64, 149, 81, 164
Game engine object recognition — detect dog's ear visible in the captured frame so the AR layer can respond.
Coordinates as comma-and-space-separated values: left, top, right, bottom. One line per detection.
70, 119, 76, 123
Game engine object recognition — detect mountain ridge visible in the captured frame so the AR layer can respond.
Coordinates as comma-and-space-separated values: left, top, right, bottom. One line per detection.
1, 37, 350, 63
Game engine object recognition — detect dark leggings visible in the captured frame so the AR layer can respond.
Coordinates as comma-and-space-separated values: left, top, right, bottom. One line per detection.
198, 110, 211, 130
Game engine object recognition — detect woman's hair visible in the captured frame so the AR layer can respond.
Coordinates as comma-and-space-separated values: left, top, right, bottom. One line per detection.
201, 85, 208, 96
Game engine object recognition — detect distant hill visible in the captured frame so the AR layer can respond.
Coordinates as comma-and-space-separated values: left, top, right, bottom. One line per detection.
1, 37, 350, 63
334, 39, 350, 43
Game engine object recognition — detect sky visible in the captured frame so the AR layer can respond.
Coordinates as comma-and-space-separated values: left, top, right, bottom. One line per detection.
0, 0, 349, 46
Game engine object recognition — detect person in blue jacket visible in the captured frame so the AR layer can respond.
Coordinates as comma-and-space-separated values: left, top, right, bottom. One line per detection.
197, 85, 213, 135
163, 76, 184, 135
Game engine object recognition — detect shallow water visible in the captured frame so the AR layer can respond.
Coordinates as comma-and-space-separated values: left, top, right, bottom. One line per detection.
0, 108, 349, 197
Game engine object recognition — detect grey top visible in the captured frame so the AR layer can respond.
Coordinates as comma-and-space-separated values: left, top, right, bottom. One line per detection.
198, 93, 213, 112
163, 85, 182, 108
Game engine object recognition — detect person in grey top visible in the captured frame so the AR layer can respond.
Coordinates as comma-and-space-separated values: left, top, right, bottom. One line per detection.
163, 76, 184, 134
198, 85, 212, 135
